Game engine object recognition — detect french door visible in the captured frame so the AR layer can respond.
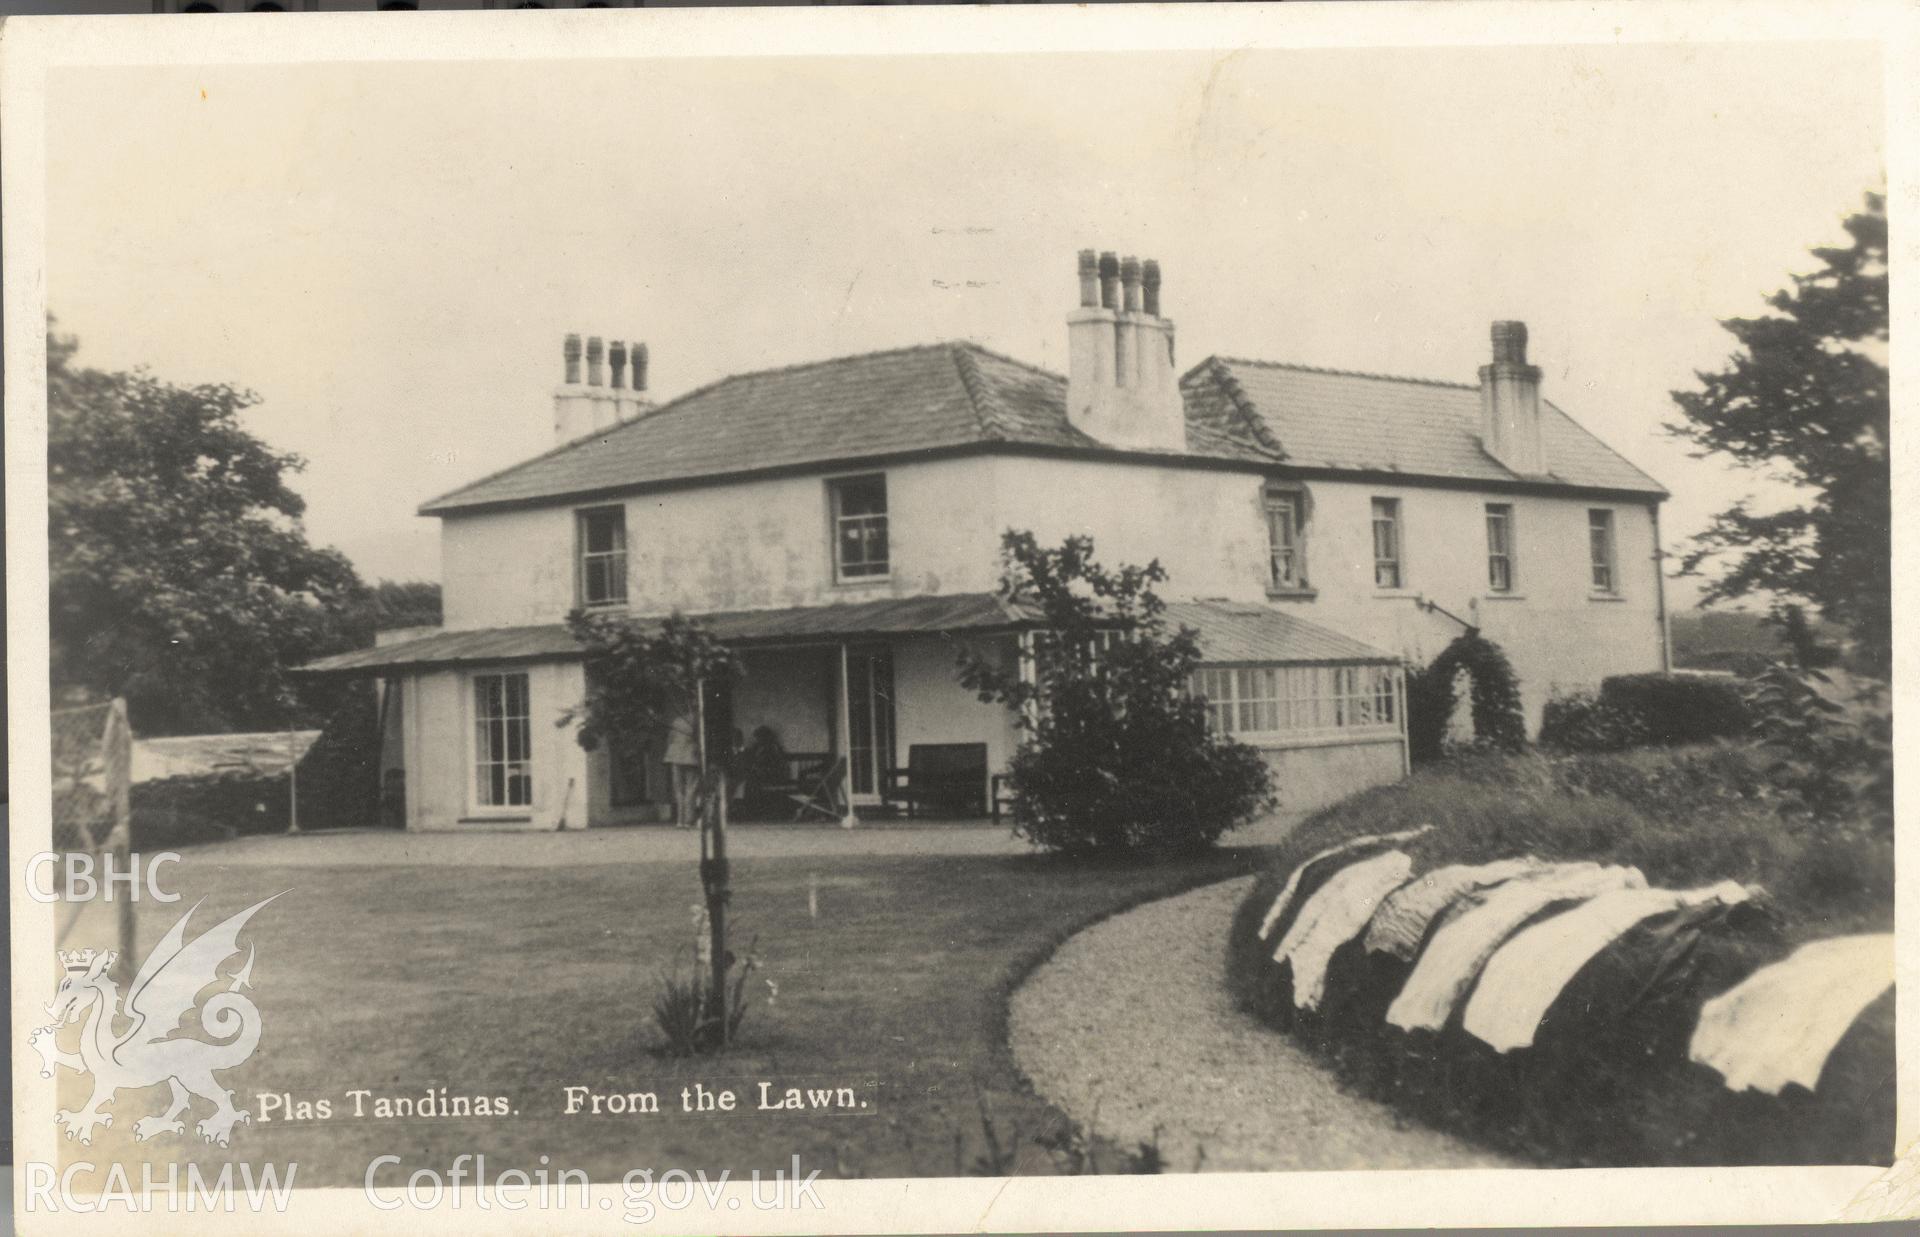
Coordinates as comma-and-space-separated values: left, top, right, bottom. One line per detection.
844, 648, 895, 802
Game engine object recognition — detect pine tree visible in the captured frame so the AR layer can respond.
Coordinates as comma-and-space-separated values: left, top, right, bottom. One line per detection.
1669, 192, 1889, 675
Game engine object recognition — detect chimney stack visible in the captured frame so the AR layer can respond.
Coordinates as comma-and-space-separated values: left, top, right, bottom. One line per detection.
1066, 246, 1184, 451
554, 331, 655, 443
1478, 320, 1546, 475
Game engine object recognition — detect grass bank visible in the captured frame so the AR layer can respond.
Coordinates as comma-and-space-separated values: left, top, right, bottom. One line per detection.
54, 840, 1272, 1188
1224, 744, 1893, 1168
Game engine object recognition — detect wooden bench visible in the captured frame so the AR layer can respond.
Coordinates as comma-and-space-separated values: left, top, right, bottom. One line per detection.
884, 743, 989, 818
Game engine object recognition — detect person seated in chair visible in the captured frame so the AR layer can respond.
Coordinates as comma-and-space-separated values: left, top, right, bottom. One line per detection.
739, 725, 788, 817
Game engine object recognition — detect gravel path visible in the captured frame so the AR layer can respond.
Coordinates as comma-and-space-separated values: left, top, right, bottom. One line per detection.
1009, 875, 1516, 1172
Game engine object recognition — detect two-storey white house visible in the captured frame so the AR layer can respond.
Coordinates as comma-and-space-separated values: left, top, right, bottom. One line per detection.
304, 251, 1669, 830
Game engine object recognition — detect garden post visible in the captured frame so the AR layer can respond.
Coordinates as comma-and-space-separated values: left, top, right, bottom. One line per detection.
695, 675, 731, 1041
287, 723, 300, 833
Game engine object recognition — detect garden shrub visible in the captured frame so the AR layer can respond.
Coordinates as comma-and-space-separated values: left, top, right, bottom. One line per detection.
1538, 691, 1649, 753
133, 773, 293, 848
960, 531, 1274, 857
1598, 672, 1751, 746
1224, 745, 1893, 1168
1744, 665, 1892, 837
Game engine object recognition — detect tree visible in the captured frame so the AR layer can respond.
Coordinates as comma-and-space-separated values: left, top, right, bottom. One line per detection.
562, 609, 746, 1050
48, 323, 377, 734
960, 531, 1274, 857
1668, 192, 1889, 676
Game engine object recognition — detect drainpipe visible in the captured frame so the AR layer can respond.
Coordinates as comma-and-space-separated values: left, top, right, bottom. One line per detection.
1397, 665, 1411, 777
1652, 502, 1673, 672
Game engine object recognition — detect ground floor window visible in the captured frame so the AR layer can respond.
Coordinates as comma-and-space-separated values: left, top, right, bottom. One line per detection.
1192, 663, 1400, 739
473, 672, 533, 809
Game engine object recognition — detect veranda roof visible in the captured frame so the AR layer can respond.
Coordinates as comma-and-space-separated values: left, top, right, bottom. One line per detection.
295, 592, 1396, 677
1165, 600, 1400, 665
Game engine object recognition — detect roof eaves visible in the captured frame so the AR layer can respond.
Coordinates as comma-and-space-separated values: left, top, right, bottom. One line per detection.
1542, 399, 1671, 497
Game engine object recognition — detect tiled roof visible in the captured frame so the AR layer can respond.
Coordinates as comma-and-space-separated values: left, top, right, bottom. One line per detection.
1189, 358, 1667, 495
299, 592, 1388, 675
420, 343, 1095, 514
420, 340, 1663, 514
1166, 600, 1398, 665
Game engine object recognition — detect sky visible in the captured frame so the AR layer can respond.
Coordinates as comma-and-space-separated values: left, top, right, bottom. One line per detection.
45, 41, 1885, 609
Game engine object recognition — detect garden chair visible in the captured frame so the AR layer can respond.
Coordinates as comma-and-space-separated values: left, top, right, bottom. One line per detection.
789, 756, 849, 822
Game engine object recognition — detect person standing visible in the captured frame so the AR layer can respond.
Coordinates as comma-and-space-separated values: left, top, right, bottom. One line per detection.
663, 710, 700, 829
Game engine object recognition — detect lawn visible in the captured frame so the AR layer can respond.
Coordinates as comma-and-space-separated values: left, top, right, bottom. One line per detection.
54, 840, 1272, 1188
1224, 744, 1894, 1167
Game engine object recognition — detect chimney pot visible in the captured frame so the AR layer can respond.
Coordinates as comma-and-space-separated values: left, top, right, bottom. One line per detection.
1141, 259, 1162, 317
1076, 249, 1099, 308
1098, 251, 1120, 310
1119, 256, 1142, 313
631, 342, 649, 393
1491, 320, 1529, 366
585, 336, 604, 386
563, 333, 583, 385
608, 340, 628, 391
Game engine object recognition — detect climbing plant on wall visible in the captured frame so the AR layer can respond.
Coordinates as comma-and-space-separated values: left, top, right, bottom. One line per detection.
1406, 631, 1528, 763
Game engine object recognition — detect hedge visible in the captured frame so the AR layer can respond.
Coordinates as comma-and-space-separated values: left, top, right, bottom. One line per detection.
1600, 672, 1750, 745
1224, 746, 1892, 1168
1540, 673, 1751, 753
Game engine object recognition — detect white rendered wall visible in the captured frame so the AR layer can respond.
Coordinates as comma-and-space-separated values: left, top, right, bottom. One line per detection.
433, 451, 1663, 737
402, 661, 587, 832
439, 455, 1007, 628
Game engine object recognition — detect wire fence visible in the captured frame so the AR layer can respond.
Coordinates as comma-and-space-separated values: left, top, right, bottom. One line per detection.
50, 700, 135, 964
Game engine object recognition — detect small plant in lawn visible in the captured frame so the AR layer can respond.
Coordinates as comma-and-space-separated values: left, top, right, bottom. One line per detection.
1032, 1115, 1167, 1175
959, 1091, 1167, 1176
959, 531, 1274, 857
651, 939, 760, 1057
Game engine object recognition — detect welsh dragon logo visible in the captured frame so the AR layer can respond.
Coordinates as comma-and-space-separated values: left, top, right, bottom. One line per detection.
32, 894, 280, 1148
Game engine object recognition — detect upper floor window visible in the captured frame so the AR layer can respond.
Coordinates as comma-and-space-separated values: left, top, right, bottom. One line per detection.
1588, 509, 1617, 594
1264, 488, 1306, 590
1371, 497, 1403, 589
830, 474, 889, 581
577, 506, 627, 607
1485, 503, 1515, 593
